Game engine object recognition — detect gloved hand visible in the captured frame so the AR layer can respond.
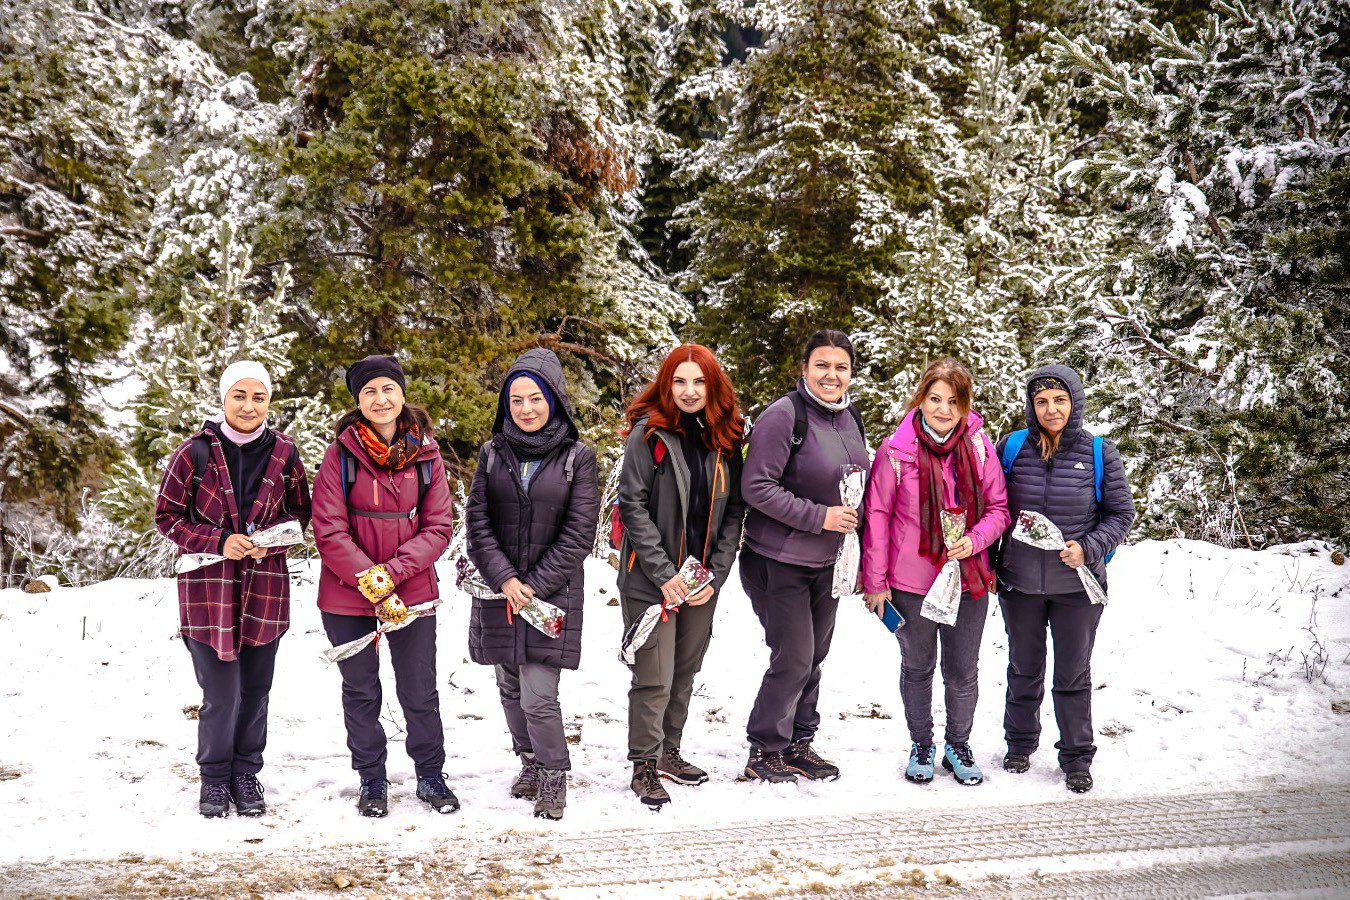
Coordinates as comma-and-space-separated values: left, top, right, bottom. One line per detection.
357, 564, 396, 603
373, 594, 408, 625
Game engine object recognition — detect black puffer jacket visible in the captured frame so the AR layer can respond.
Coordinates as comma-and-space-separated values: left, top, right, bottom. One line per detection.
996, 365, 1135, 595
466, 349, 600, 669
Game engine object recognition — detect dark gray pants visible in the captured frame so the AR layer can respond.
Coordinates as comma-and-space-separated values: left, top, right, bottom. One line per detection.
892, 590, 989, 746
623, 594, 717, 762
184, 635, 281, 785
741, 548, 839, 752
494, 663, 569, 771
1000, 588, 1103, 773
322, 612, 445, 781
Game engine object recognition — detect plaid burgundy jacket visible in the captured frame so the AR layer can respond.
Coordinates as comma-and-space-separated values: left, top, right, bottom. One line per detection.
154, 425, 312, 661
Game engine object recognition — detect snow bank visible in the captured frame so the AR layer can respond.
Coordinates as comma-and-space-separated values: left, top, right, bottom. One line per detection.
1, 539, 1346, 864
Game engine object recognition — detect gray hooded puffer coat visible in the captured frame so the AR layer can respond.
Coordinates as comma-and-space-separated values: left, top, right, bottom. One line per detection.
996, 365, 1136, 595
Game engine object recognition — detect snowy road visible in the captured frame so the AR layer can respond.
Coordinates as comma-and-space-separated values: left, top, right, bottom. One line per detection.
4, 784, 1348, 897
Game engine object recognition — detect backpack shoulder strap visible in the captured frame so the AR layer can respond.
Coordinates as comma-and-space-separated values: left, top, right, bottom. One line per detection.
787, 392, 809, 456
187, 434, 211, 523
339, 446, 358, 503
1092, 435, 1104, 505
847, 403, 866, 446
417, 459, 433, 506
1001, 429, 1030, 474
485, 442, 497, 476
564, 443, 579, 483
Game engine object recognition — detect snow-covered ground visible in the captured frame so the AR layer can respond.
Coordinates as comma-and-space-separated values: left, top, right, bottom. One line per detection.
1, 539, 1347, 867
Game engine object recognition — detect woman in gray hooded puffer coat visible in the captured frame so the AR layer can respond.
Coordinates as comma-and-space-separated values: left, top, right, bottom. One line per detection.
466, 348, 600, 820
996, 364, 1135, 794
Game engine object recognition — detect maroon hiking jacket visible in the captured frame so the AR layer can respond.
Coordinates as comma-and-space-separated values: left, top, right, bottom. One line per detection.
311, 427, 455, 616
154, 426, 311, 661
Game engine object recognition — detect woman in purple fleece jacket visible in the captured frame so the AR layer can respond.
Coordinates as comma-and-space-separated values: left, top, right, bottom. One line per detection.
739, 330, 871, 784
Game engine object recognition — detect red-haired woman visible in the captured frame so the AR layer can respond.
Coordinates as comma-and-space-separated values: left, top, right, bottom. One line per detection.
861, 358, 1009, 787
617, 344, 746, 808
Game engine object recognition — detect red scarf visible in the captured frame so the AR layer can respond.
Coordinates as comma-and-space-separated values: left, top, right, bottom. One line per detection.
355, 422, 422, 472
914, 413, 995, 601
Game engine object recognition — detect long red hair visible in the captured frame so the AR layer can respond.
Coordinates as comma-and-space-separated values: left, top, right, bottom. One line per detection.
623, 344, 745, 452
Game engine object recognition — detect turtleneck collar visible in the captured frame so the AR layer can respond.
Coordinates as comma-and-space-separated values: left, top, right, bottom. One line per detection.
798, 378, 852, 413
212, 414, 269, 446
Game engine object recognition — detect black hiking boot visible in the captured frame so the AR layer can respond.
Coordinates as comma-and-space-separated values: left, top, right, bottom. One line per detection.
1003, 752, 1031, 774
510, 753, 543, 800
357, 776, 388, 818
783, 739, 840, 781
657, 748, 709, 786
631, 760, 671, 809
743, 749, 797, 784
1066, 770, 1094, 793
534, 768, 567, 820
229, 773, 266, 817
199, 781, 231, 818
416, 773, 460, 814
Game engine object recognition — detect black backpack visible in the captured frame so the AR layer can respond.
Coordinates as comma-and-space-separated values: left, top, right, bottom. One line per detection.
186, 432, 301, 525
484, 440, 580, 484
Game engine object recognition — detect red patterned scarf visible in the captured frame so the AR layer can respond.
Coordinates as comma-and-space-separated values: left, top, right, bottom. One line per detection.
914, 413, 994, 600
355, 422, 422, 472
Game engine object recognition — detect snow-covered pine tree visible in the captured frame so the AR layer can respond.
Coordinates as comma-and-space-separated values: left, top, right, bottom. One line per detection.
0, 0, 155, 525
678, 0, 996, 414
856, 41, 1114, 433
103, 220, 330, 535
1045, 0, 1350, 545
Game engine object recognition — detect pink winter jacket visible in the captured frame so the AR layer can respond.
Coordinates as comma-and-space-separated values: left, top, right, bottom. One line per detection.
312, 427, 455, 616
862, 409, 1010, 596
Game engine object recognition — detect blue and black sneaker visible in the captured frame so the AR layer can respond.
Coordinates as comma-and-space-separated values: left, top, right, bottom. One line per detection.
942, 742, 984, 785
416, 773, 461, 814
358, 776, 389, 817
905, 742, 936, 784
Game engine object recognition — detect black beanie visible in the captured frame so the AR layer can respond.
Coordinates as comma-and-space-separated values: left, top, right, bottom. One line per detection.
345, 355, 407, 398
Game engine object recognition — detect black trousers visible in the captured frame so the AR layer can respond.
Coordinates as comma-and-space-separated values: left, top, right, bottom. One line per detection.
1000, 588, 1104, 772
741, 547, 839, 753
322, 612, 446, 781
184, 635, 281, 785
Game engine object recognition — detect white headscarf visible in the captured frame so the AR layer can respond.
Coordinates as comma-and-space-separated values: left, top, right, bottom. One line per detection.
218, 361, 273, 405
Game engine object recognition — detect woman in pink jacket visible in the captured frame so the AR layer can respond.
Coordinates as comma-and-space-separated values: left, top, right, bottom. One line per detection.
313, 355, 457, 818
861, 358, 1009, 787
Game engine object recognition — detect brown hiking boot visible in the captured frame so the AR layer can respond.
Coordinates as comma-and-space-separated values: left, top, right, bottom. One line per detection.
743, 749, 797, 783
657, 747, 709, 786
631, 760, 671, 809
510, 753, 543, 800
783, 739, 840, 781
533, 768, 567, 820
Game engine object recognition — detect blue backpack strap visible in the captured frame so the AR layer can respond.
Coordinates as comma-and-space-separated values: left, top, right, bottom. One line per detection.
1092, 435, 1104, 504
339, 446, 355, 502
1001, 429, 1030, 474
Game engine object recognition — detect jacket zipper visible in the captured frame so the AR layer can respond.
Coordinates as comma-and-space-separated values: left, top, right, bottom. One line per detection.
701, 451, 722, 565
1040, 454, 1053, 594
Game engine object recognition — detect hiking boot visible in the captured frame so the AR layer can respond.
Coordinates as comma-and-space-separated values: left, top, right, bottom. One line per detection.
1066, 770, 1094, 793
199, 781, 231, 818
631, 760, 671, 809
1003, 752, 1031, 774
905, 742, 937, 784
657, 748, 709, 786
743, 749, 797, 783
942, 742, 985, 785
510, 753, 543, 800
783, 739, 840, 781
229, 773, 266, 817
534, 768, 567, 820
416, 773, 460, 814
357, 777, 388, 818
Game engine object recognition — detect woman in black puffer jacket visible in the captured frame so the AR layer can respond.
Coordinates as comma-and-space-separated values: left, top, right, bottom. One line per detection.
465, 348, 599, 821
996, 365, 1135, 794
